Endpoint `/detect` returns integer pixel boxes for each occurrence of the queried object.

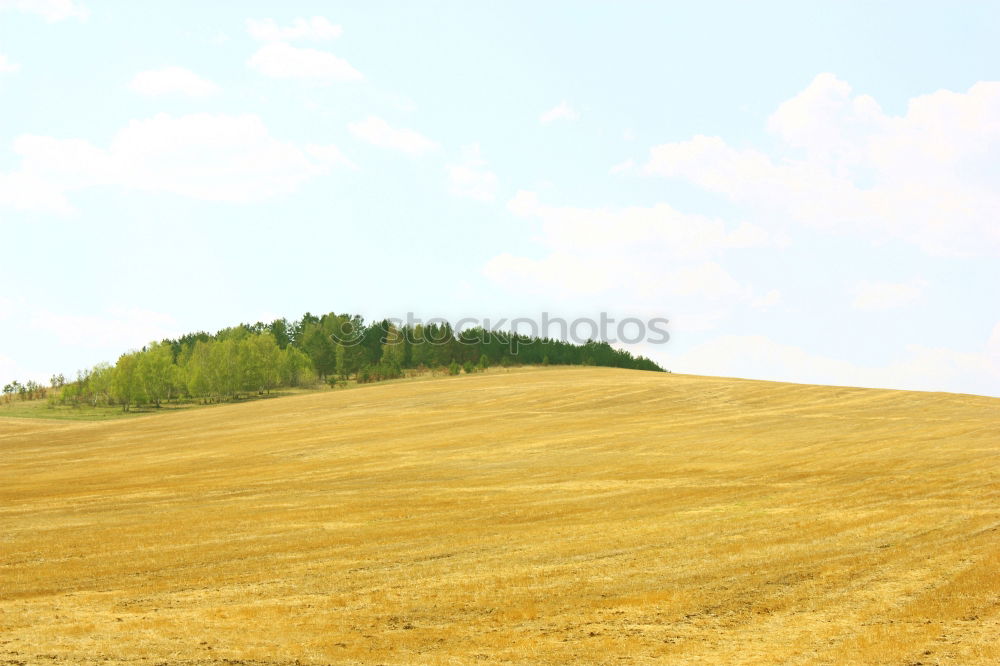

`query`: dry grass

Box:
[1,366,998,664]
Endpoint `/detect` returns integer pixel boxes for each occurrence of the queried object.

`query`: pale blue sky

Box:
[1,1,998,396]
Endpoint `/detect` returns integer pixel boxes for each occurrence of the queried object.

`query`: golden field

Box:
[1,366,998,664]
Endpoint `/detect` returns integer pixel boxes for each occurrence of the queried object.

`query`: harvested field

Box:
[1,366,998,664]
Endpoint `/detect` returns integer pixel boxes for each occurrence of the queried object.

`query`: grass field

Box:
[1,366,998,664]
[0,386,328,422]
[0,399,181,421]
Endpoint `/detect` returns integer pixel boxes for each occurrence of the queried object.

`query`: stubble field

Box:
[1,366,998,664]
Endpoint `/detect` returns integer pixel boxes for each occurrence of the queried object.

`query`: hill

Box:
[1,366,998,664]
[6,312,663,415]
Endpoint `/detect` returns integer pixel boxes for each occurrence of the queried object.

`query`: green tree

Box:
[409,324,432,368]
[335,341,364,379]
[381,324,409,368]
[300,324,336,379]
[246,334,282,394]
[281,346,315,387]
[111,352,145,412]
[184,340,214,401]
[268,318,291,349]
[139,342,174,407]
[210,338,241,399]
[89,362,113,406]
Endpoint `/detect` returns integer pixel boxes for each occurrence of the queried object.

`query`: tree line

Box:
[29,311,664,412]
[59,331,313,412]
[1,379,49,403]
[272,312,664,379]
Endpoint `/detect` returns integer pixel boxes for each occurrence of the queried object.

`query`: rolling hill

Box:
[1,366,998,664]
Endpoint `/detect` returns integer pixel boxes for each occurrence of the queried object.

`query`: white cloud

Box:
[130,67,220,97]
[506,189,540,217]
[503,190,782,259]
[448,144,498,201]
[642,74,1000,256]
[665,262,753,301]
[247,17,343,42]
[0,171,73,213]
[0,295,22,321]
[852,278,926,310]
[248,41,362,82]
[669,331,1000,397]
[540,101,579,124]
[669,311,728,333]
[304,143,358,170]
[30,307,179,349]
[0,354,43,387]
[609,159,634,175]
[484,190,782,308]
[0,53,20,73]
[751,289,782,309]
[0,113,355,212]
[484,251,615,296]
[348,116,438,155]
[0,0,87,21]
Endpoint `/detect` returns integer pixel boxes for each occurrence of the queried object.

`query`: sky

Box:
[1,0,999,397]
